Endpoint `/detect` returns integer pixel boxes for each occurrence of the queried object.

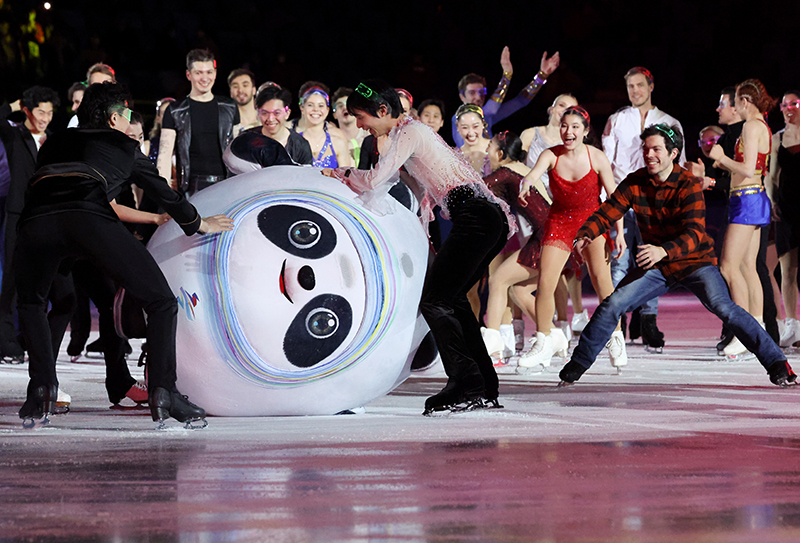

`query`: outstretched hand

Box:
[540,51,560,76]
[199,214,234,234]
[500,46,512,74]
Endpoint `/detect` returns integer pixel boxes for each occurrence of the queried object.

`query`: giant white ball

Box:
[147,166,430,416]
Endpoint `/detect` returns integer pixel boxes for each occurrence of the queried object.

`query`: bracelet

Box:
[502,70,513,78]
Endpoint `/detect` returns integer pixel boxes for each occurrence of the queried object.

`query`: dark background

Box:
[2,0,799,159]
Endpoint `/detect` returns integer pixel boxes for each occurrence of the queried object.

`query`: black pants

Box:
[15,212,179,397]
[54,262,137,402]
[757,225,779,343]
[0,211,21,350]
[419,197,508,400]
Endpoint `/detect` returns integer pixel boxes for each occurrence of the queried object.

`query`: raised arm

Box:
[519,148,556,205]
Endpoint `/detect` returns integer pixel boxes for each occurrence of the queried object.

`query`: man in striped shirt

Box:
[558,124,796,387]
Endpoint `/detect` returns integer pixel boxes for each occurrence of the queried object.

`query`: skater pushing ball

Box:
[15,82,232,428]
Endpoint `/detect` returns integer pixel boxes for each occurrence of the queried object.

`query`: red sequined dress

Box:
[543,148,602,253]
[484,166,581,271]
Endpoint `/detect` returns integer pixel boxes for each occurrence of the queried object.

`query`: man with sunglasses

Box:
[249,84,312,165]
[451,47,560,147]
[15,82,233,427]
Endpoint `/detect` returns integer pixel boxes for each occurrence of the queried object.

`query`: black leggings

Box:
[419,196,509,399]
[15,212,179,397]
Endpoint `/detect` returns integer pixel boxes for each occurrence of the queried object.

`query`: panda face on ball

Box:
[227,203,366,373]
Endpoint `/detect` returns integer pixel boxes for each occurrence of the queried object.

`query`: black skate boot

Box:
[716,327,734,355]
[767,361,798,388]
[85,338,104,358]
[641,314,665,353]
[558,360,588,387]
[149,387,207,429]
[629,308,642,341]
[67,336,85,362]
[20,384,58,428]
[1,338,24,364]
[422,376,485,416]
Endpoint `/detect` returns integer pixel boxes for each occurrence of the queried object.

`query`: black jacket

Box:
[23,128,201,235]
[0,103,43,216]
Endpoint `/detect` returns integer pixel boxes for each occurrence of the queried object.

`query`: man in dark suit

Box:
[0,86,59,361]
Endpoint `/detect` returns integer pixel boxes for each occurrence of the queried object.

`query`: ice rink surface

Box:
[1,291,799,542]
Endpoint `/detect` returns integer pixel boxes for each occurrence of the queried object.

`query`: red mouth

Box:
[280,260,292,303]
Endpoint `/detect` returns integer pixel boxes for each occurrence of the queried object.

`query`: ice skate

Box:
[112,381,149,408]
[767,360,798,387]
[723,336,753,360]
[555,320,572,341]
[606,330,627,372]
[498,324,516,361]
[149,387,207,429]
[571,309,589,336]
[55,389,71,414]
[481,327,507,367]
[1,339,24,364]
[84,338,104,358]
[641,314,665,353]
[716,328,734,355]
[20,384,58,428]
[779,318,800,348]
[512,319,525,353]
[517,328,568,372]
[558,360,587,387]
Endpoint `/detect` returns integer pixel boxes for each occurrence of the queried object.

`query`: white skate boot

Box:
[571,309,589,335]
[555,320,572,341]
[481,327,506,366]
[517,328,568,374]
[723,335,750,360]
[606,330,627,373]
[499,324,515,361]
[779,318,800,348]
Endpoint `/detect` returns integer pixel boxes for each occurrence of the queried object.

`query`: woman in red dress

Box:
[517,107,626,370]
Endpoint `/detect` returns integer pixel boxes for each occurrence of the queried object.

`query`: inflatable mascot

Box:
[147,166,432,416]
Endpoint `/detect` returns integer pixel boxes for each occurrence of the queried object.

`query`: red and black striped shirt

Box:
[576,164,717,284]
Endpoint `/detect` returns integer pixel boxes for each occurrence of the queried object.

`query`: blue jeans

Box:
[570,264,785,371]
[610,210,658,316]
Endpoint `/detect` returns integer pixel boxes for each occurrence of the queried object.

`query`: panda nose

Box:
[298,265,316,290]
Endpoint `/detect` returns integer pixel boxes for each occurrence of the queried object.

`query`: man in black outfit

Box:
[15,82,232,425]
[0,86,59,361]
[157,49,239,195]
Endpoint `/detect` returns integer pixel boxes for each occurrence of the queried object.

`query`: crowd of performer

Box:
[1,45,797,423]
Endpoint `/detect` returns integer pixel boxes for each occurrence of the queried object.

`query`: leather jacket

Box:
[169,96,237,190]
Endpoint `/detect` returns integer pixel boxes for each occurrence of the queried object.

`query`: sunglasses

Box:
[780,100,800,112]
[698,135,721,147]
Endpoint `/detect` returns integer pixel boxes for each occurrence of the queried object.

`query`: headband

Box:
[455,103,485,121]
[395,88,413,107]
[300,87,329,106]
[355,82,384,103]
[563,105,590,124]
[628,66,653,83]
[653,124,677,146]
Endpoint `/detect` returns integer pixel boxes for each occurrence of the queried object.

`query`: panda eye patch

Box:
[283,294,352,368]
[258,205,337,259]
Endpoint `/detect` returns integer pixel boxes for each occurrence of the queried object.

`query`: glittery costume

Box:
[729,119,771,227]
[457,146,491,177]
[485,166,580,272]
[543,147,602,252]
[302,129,338,168]
[332,115,517,239]
[775,132,800,255]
